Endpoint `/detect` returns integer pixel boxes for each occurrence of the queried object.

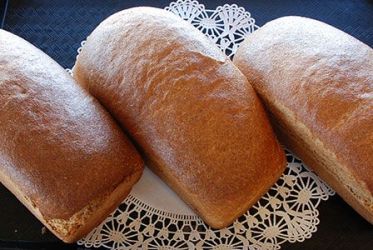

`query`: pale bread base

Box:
[0,168,142,243]
[146,157,285,229]
[264,99,373,224]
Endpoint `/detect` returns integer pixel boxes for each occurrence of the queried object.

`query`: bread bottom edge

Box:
[145,156,286,229]
[0,167,143,243]
[274,123,373,225]
[267,105,373,225]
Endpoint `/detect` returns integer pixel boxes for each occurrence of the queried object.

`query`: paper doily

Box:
[75,1,335,249]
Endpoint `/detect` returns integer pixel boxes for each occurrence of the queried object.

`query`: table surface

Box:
[0,0,372,249]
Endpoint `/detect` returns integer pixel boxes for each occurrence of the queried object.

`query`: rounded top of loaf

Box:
[74,7,286,228]
[0,29,143,220]
[234,16,373,196]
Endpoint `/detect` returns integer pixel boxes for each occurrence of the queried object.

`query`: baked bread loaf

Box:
[0,29,144,242]
[233,16,373,224]
[73,7,286,228]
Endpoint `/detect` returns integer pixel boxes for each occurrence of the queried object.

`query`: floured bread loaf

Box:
[0,29,144,242]
[73,7,286,228]
[234,16,373,224]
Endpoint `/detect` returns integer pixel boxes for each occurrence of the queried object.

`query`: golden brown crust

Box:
[233,16,373,223]
[0,29,144,240]
[74,7,286,228]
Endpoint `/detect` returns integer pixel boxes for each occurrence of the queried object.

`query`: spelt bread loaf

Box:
[73,7,286,228]
[0,29,144,242]
[233,16,373,224]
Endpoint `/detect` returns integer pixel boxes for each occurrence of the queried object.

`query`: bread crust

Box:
[74,7,286,228]
[0,165,142,243]
[233,16,373,224]
[0,29,144,241]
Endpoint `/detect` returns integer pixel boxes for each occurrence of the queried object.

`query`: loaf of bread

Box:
[233,16,373,224]
[0,29,144,242]
[73,7,286,228]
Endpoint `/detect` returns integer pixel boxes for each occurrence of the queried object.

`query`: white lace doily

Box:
[75,1,335,249]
